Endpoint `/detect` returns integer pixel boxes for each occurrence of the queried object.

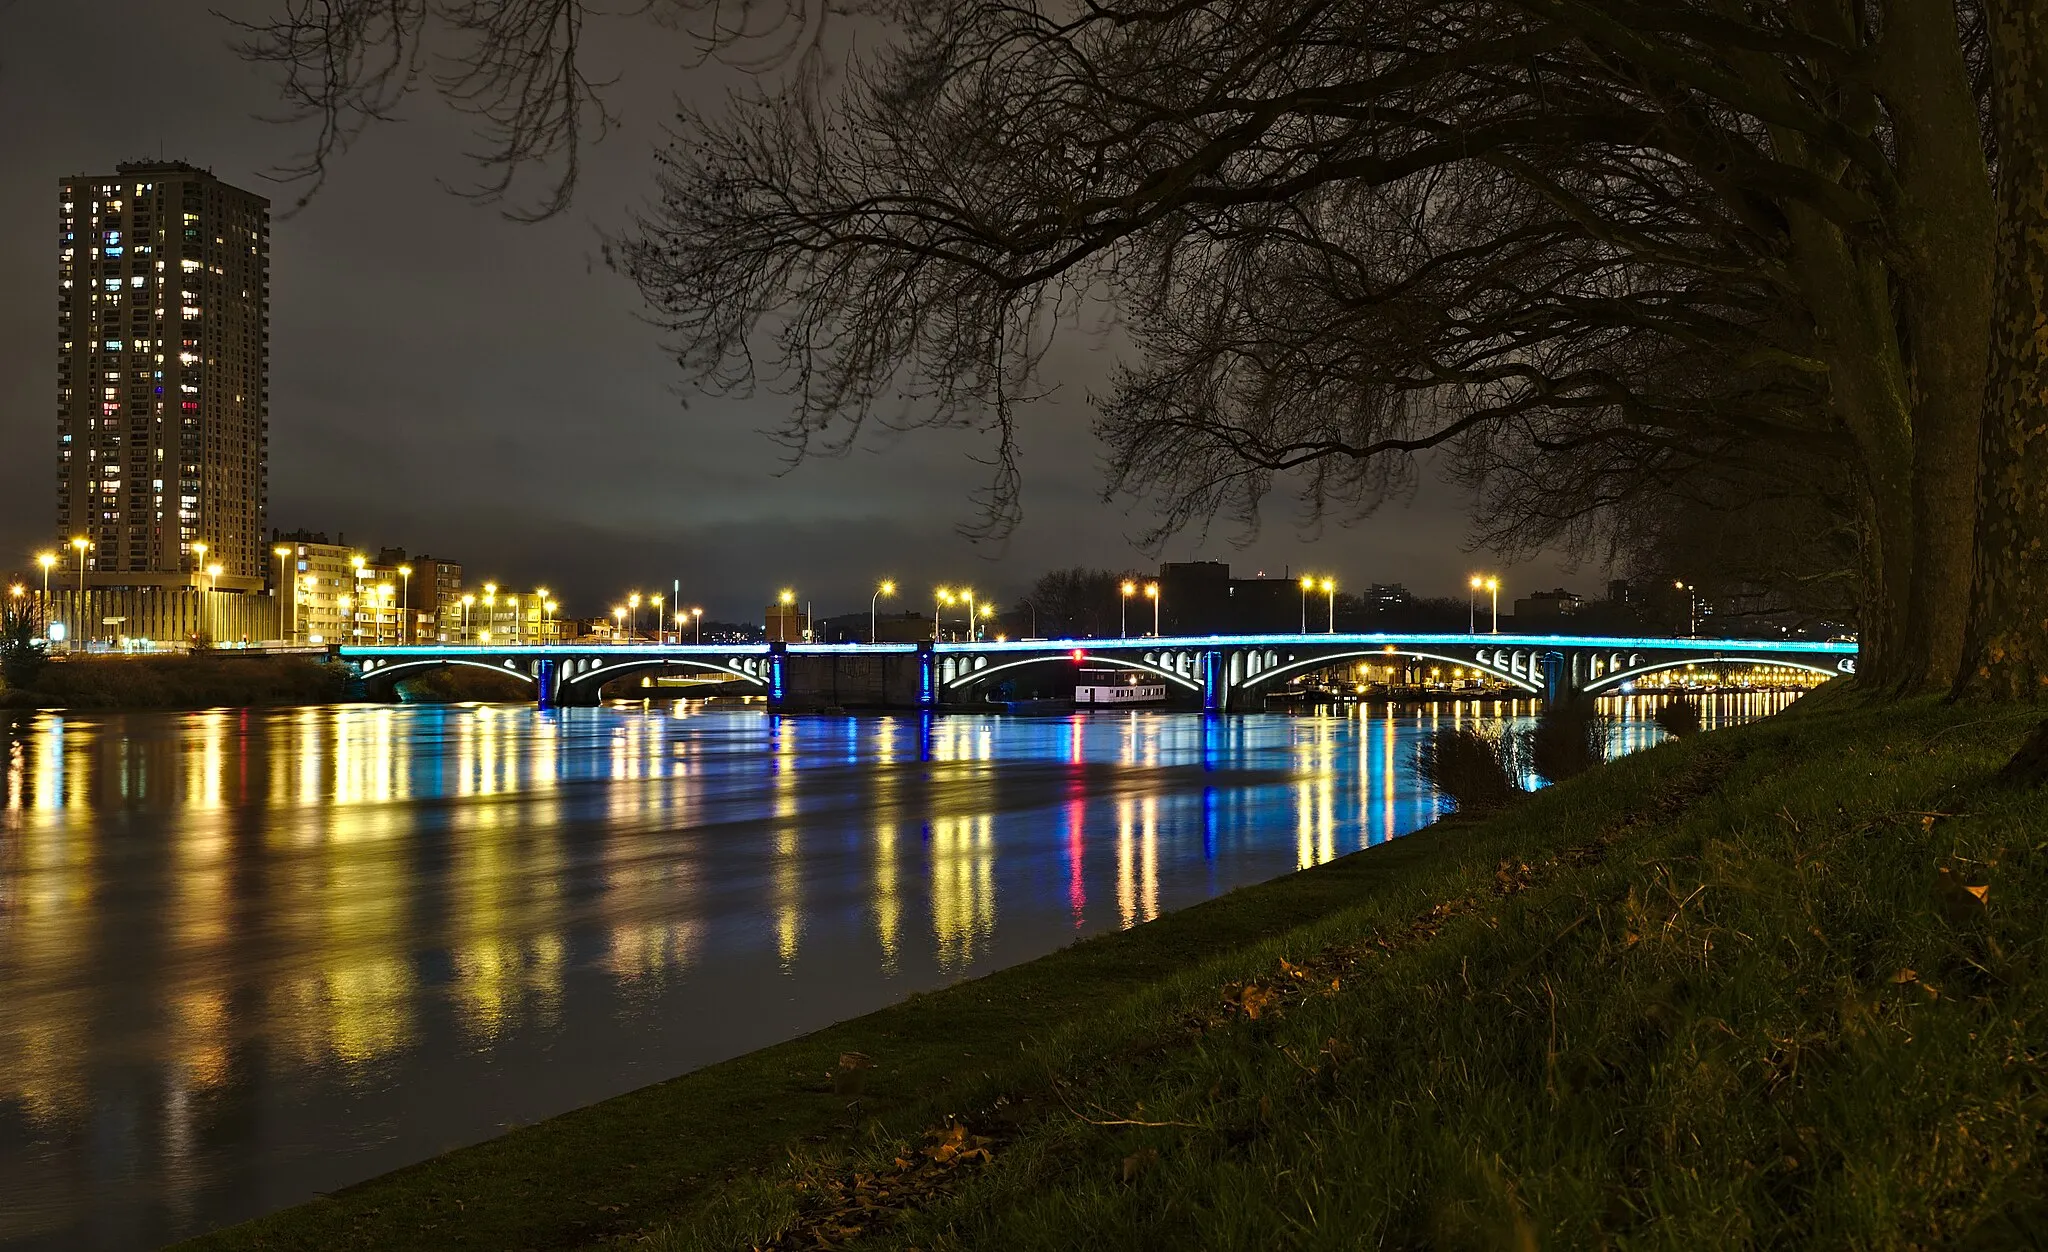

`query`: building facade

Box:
[57,161,269,591]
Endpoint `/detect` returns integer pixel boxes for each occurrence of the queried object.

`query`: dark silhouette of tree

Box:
[1011,567,1148,640]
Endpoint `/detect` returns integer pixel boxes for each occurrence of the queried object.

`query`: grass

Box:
[182,689,2048,1250]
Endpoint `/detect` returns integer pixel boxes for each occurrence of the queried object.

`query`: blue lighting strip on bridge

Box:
[341,633,1855,660]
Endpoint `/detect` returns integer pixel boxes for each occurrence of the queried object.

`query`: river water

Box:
[0,694,1794,1248]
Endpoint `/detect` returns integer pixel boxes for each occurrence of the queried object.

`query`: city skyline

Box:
[0,4,1586,622]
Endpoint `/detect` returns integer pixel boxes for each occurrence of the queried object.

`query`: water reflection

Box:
[0,693,1799,1248]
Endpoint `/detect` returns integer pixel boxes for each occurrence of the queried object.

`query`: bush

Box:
[27,654,349,709]
[1528,698,1612,784]
[1,601,50,691]
[1414,728,1521,814]
[1653,696,1703,738]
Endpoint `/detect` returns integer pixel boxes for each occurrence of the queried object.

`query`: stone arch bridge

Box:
[343,633,1855,711]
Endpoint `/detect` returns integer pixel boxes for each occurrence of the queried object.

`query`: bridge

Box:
[341,632,1856,711]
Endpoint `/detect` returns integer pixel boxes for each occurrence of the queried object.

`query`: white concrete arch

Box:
[1239,649,1540,694]
[1581,656,1842,694]
[358,657,537,686]
[943,652,1201,692]
[560,656,767,693]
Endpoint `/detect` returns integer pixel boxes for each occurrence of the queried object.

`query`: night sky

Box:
[0,3,1585,622]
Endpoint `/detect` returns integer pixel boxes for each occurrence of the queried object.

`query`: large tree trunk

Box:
[1883,0,1998,693]
[1956,0,2048,701]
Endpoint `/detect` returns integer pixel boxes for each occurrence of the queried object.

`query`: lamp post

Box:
[650,593,664,644]
[871,579,896,642]
[303,574,317,641]
[460,593,474,642]
[1321,577,1337,633]
[506,591,520,645]
[692,606,703,644]
[962,589,977,642]
[398,564,413,643]
[338,593,353,643]
[544,599,558,642]
[1120,580,1136,638]
[1145,581,1160,636]
[629,592,642,642]
[484,582,498,644]
[274,546,295,642]
[1675,580,1698,636]
[934,587,953,641]
[777,589,796,642]
[36,552,55,638]
[71,537,90,649]
[1487,576,1500,633]
[1300,575,1313,634]
[377,583,395,646]
[1468,575,1483,634]
[612,605,627,642]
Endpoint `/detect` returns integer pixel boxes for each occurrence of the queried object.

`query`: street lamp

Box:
[506,591,520,645]
[1120,580,1136,638]
[36,552,56,634]
[338,593,354,642]
[1486,576,1501,633]
[1300,575,1314,634]
[629,592,642,642]
[691,606,703,645]
[460,593,475,642]
[650,593,664,643]
[484,582,498,642]
[962,589,977,642]
[1145,581,1160,636]
[274,545,294,643]
[1468,575,1484,634]
[398,564,413,644]
[1321,577,1336,633]
[935,587,954,642]
[377,583,395,646]
[1675,580,1698,636]
[535,588,553,643]
[612,605,627,643]
[71,537,90,648]
[872,579,896,642]
[191,540,207,574]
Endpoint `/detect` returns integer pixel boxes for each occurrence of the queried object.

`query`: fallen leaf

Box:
[1890,968,1918,984]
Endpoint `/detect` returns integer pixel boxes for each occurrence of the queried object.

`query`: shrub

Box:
[1528,698,1612,784]
[1414,728,1521,814]
[0,600,50,690]
[1653,696,1703,739]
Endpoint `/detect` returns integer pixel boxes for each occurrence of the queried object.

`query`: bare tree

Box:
[234,1,2048,698]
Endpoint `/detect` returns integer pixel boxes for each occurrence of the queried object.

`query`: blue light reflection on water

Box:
[0,695,1793,1248]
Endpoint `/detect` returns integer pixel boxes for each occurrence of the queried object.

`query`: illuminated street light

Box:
[1486,576,1501,633]
[398,564,414,644]
[1320,577,1337,633]
[1300,575,1314,634]
[35,552,56,635]
[1120,579,1137,638]
[629,592,643,643]
[612,605,627,644]
[935,587,954,642]
[1144,581,1160,637]
[275,546,296,643]
[650,593,664,644]
[1675,580,1699,636]
[872,579,896,643]
[1468,575,1484,634]
[962,589,977,642]
[692,606,703,645]
[460,593,475,642]
[70,537,91,648]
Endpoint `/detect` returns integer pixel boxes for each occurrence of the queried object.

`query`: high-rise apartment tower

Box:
[57,161,269,588]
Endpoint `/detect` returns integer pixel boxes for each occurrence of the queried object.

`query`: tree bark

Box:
[1956,0,2048,701]
[1882,0,1998,694]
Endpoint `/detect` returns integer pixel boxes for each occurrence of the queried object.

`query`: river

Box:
[0,693,1795,1248]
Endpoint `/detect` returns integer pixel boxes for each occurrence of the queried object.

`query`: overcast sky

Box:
[0,2,1590,621]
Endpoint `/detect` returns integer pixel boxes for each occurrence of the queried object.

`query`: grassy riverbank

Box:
[183,689,2048,1250]
[0,653,349,710]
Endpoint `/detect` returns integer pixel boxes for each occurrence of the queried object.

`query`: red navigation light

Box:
[1071,649,1085,663]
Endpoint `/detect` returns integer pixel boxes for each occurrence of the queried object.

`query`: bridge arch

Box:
[941,651,1202,694]
[1240,649,1541,694]
[1581,656,1846,694]
[357,656,538,696]
[556,655,769,698]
